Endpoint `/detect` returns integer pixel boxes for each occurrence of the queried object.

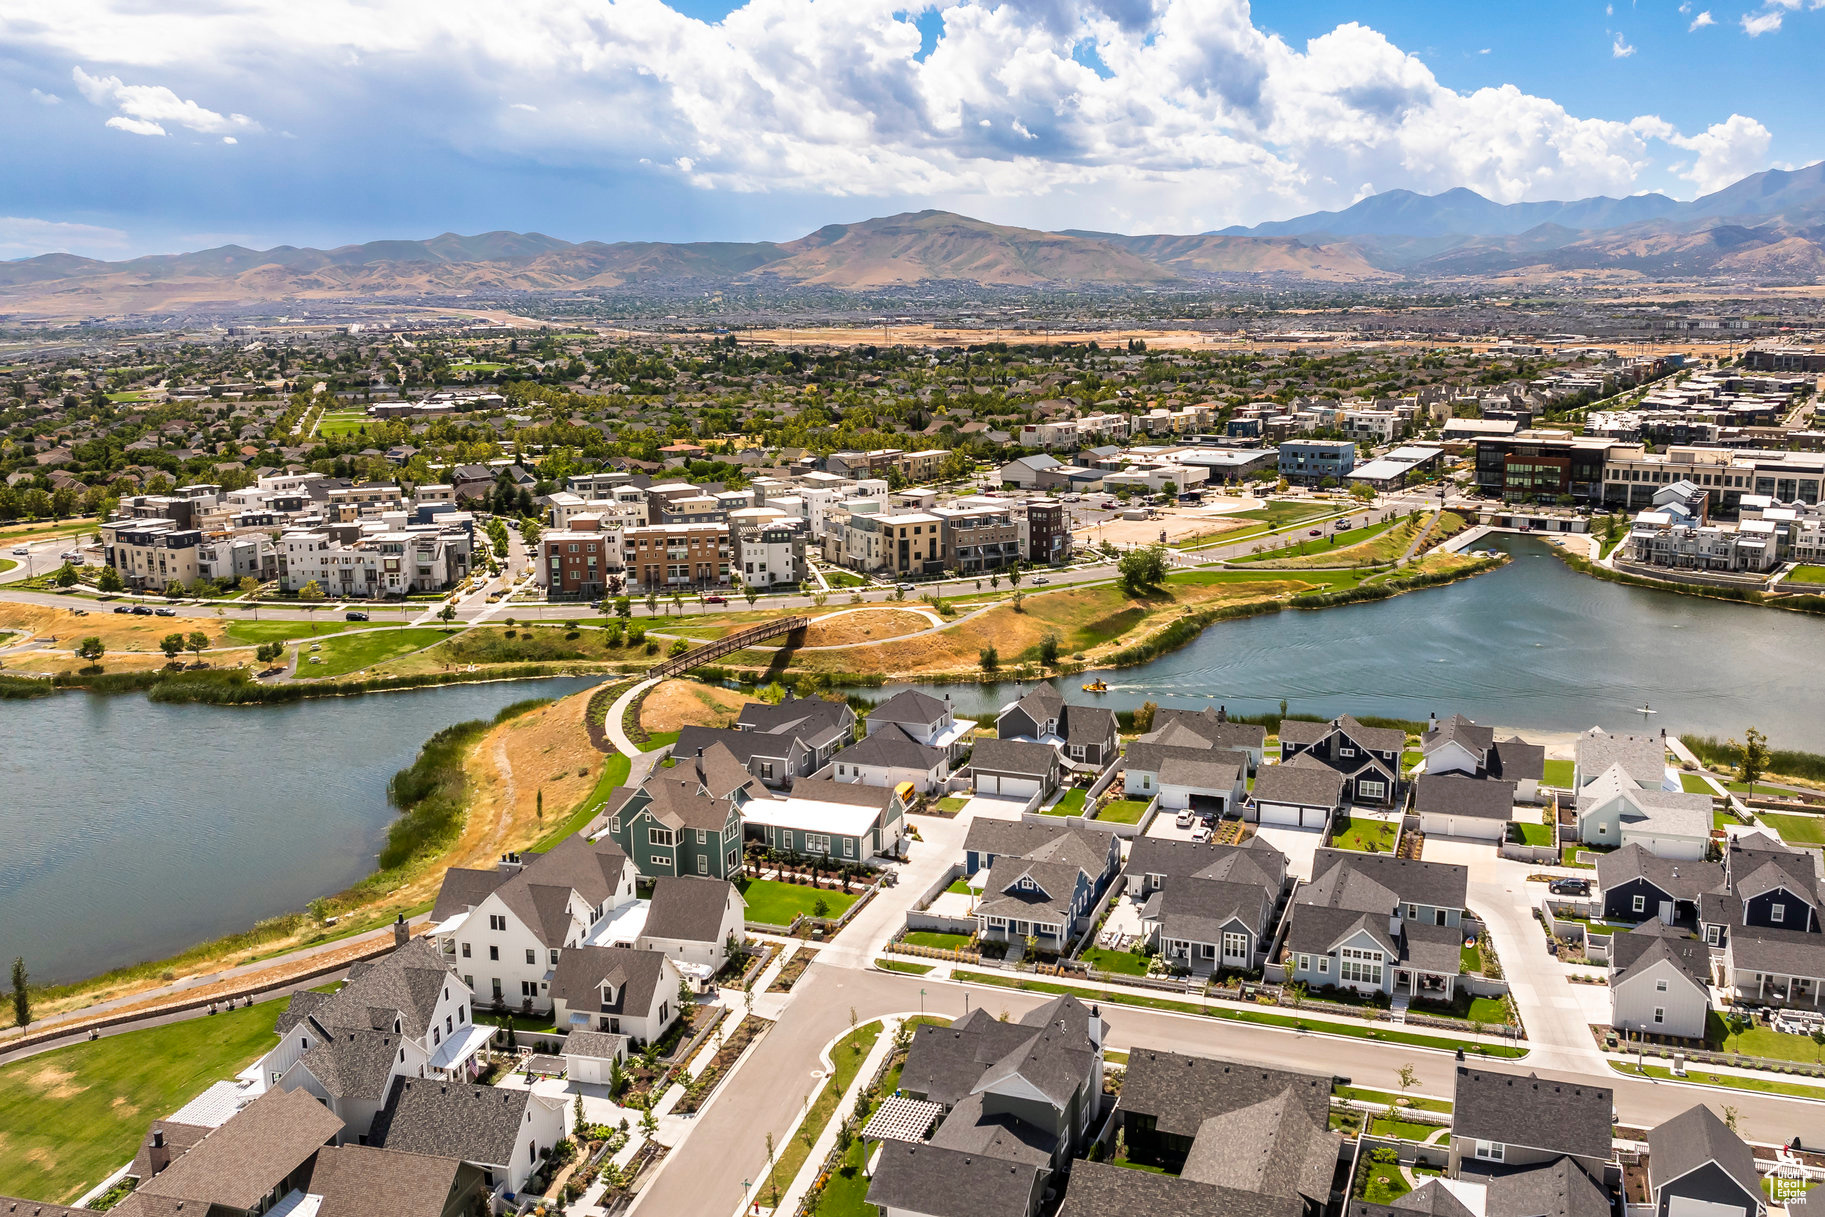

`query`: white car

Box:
[1175,809,1195,828]
[1191,824,1213,842]
[9,546,27,555]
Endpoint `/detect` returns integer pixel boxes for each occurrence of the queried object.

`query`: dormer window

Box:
[1339,745,1355,758]
[1772,904,1785,923]
[602,985,617,1004]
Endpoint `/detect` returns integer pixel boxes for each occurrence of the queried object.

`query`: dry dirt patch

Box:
[27,1065,87,1100]
[800,608,935,648]
[640,680,760,733]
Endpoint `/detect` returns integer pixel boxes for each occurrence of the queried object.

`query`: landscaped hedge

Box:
[40,663,600,704]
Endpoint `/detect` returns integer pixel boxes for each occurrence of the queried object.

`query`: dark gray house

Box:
[1647,1104,1765,1217]
[1123,837,1289,976]
[996,685,1120,770]
[1278,716,1406,808]
[1448,1066,1614,1177]
[1596,844,1721,926]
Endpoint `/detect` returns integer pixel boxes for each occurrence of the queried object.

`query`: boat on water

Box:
[1637,704,1658,714]
[1082,680,1109,694]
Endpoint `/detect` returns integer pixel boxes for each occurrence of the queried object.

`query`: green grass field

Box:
[1509,820,1554,848]
[1705,1011,1825,1063]
[737,878,860,927]
[1044,788,1088,816]
[1095,799,1150,823]
[0,998,283,1204]
[1611,1061,1825,1101]
[1761,812,1825,848]
[901,931,973,951]
[1235,516,1400,565]
[0,558,14,575]
[1541,759,1575,789]
[1678,772,1719,795]
[222,619,381,645]
[1785,564,1825,585]
[762,1020,882,1202]
[315,409,374,438]
[1081,947,1151,976]
[303,627,453,677]
[1332,815,1399,853]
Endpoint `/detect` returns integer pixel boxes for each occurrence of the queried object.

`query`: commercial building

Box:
[538,516,620,599]
[1473,433,1628,504]
[1277,440,1356,486]
[1020,497,1072,566]
[620,522,732,593]
[1348,444,1446,491]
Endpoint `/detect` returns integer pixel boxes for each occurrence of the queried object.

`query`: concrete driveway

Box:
[953,794,1028,822]
[1254,824,1325,880]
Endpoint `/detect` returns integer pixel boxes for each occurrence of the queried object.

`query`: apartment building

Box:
[1602,445,1825,512]
[197,534,275,583]
[1342,408,1402,443]
[857,512,946,577]
[539,517,620,599]
[826,448,950,481]
[933,503,1020,573]
[1018,411,1132,448]
[621,522,732,593]
[736,519,807,588]
[1019,497,1072,566]
[280,525,472,597]
[102,517,202,591]
[1278,439,1357,486]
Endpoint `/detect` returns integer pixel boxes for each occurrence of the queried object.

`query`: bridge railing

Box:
[645,615,809,679]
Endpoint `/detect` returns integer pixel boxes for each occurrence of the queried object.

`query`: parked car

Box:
[1175,809,1195,828]
[60,551,82,562]
[1031,575,1049,585]
[703,594,727,604]
[113,605,133,614]
[1190,824,1212,842]
[130,604,154,615]
[154,607,177,617]
[1549,878,1591,897]
[345,610,368,621]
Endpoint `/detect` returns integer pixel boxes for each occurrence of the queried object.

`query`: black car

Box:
[346,610,369,621]
[130,604,154,616]
[113,605,133,614]
[1548,878,1591,897]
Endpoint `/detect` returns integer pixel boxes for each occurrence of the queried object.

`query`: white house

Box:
[1576,765,1713,860]
[549,946,683,1044]
[636,876,746,976]
[1421,714,1546,803]
[828,725,950,794]
[370,1076,567,1197]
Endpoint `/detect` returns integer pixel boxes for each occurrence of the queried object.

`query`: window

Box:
[1339,946,1384,987]
[1474,1141,1505,1162]
[1339,745,1356,758]
[1297,954,1311,972]
[844,838,855,858]
[520,981,538,997]
[696,829,707,845]
[1632,894,1646,914]
[1406,904,1418,920]
[1435,909,1447,927]
[489,914,506,932]
[446,1015,454,1033]
[1653,1007,1665,1025]
[550,949,560,965]
[526,949,537,966]
[1223,931,1248,960]
[1655,979,1668,992]
[464,974,474,989]
[461,942,471,959]
[1772,904,1786,923]
[806,833,831,854]
[1318,957,1329,974]
[1358,779,1385,801]
[649,827,675,848]
[1597,823,1608,835]
[488,946,499,962]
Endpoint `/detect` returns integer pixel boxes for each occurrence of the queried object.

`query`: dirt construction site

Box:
[1073,494,1267,547]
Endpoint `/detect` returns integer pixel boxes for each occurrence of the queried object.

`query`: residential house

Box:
[969,738,1063,800]
[1144,707,1266,771]
[1277,716,1406,808]
[1576,765,1714,859]
[1109,1049,1339,1217]
[636,875,746,973]
[428,835,638,1013]
[266,936,488,1136]
[1448,1066,1614,1185]
[1574,727,1674,790]
[960,817,1122,883]
[869,995,1106,1217]
[1595,845,1722,926]
[1284,849,1469,1001]
[742,777,908,862]
[547,945,683,1043]
[974,825,1122,950]
[592,743,756,880]
[710,692,858,784]
[369,1076,567,1197]
[1249,754,1345,829]
[828,725,951,794]
[1609,921,1713,1040]
[1413,774,1516,842]
[1124,837,1289,975]
[1701,832,1825,1006]
[996,685,1120,770]
[1646,1105,1766,1217]
[1421,714,1547,803]
[1121,741,1246,815]
[867,689,977,764]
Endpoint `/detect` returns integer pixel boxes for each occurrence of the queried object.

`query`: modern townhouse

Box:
[1277,715,1406,808]
[1421,713,1546,802]
[427,835,638,1013]
[1284,849,1469,1001]
[1609,920,1713,1039]
[734,517,807,587]
[620,522,732,593]
[265,935,488,1137]
[1124,836,1289,975]
[280,523,472,597]
[537,516,620,598]
[1700,832,1825,1007]
[1601,444,1825,513]
[1018,496,1073,566]
[932,502,1021,572]
[996,685,1120,770]
[102,517,202,590]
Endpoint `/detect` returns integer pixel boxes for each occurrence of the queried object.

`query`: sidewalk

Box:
[759,1016,901,1217]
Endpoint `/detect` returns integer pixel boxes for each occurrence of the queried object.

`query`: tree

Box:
[1351,482,1376,503]
[743,584,759,607]
[614,596,632,619]
[160,632,186,660]
[645,591,659,616]
[438,603,456,627]
[1395,1063,1418,1101]
[238,575,260,599]
[1733,726,1769,796]
[75,636,105,667]
[52,562,78,588]
[979,645,999,673]
[1133,700,1157,733]
[670,591,684,615]
[9,957,27,1029]
[298,580,325,602]
[1037,631,1061,666]
[95,565,123,593]
[1116,545,1169,596]
[187,630,208,661]
[1161,481,1178,500]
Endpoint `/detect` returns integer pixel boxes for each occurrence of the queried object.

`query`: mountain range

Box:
[5,161,1824,317]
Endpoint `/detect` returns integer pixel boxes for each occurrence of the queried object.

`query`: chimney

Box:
[1427,712,1439,732]
[152,1130,165,1149]
[393,914,409,949]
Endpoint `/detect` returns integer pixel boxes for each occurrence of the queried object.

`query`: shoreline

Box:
[1548,541,1825,616]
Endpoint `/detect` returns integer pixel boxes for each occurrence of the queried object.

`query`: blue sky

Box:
[1,0,1819,260]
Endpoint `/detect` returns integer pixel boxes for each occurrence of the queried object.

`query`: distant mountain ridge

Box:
[3,161,1823,316]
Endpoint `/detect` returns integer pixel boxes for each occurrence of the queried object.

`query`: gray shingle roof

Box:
[1483,1157,1612,1217]
[1125,836,1287,890]
[1118,1049,1329,1140]
[1178,1086,1338,1205]
[1350,1178,1480,1217]
[865,1141,1041,1217]
[1424,714,1495,758]
[964,818,1111,873]
[1309,849,1469,913]
[1452,1068,1613,1162]
[1252,757,1345,809]
[548,946,671,1020]
[308,938,458,1041]
[434,836,633,949]
[305,1143,467,1217]
[1611,922,1711,990]
[1062,1158,1304,1217]
[1150,876,1277,944]
[641,876,737,944]
[563,1030,630,1061]
[298,1029,407,1101]
[832,724,946,771]
[976,857,1084,925]
[1596,844,1722,904]
[370,1078,536,1168]
[1414,774,1516,821]
[1647,1104,1761,1206]
[135,1086,344,1211]
[1150,708,1268,753]
[1124,741,1248,779]
[1576,727,1666,787]
[971,738,1061,778]
[869,688,951,725]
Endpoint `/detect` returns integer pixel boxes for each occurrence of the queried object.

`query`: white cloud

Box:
[72,66,258,137]
[1611,32,1636,56]
[222,135,237,144]
[0,0,1781,227]
[1741,11,1784,34]
[1688,10,1714,28]
[1633,112,1772,193]
[0,215,131,258]
[29,87,61,104]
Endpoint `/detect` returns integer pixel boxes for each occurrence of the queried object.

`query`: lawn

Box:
[1044,788,1088,816]
[901,931,973,951]
[875,959,934,975]
[762,1020,882,1203]
[1081,947,1152,976]
[1095,799,1151,824]
[1466,996,1512,1026]
[1333,1084,1451,1114]
[303,627,453,678]
[1235,516,1403,566]
[1359,1156,1414,1205]
[1509,820,1554,848]
[945,878,974,896]
[1235,500,1335,528]
[935,797,969,813]
[1704,1011,1825,1063]
[1560,843,1607,869]
[0,998,283,1204]
[1785,564,1825,585]
[315,409,374,438]
[639,729,681,753]
[1610,1061,1825,1101]
[1761,812,1825,848]
[1332,815,1399,853]
[737,878,860,927]
[1402,749,1424,774]
[1678,772,1719,795]
[222,619,380,645]
[0,558,14,575]
[1461,939,1484,975]
[951,972,1528,1057]
[1541,759,1575,789]
[1714,808,1739,832]
[1371,1115,1441,1142]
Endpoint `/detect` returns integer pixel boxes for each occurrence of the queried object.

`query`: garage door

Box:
[1259,801,1303,826]
[977,773,1000,795]
[999,776,1041,799]
[1299,805,1328,828]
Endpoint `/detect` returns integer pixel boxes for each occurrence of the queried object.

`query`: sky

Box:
[1,0,1821,260]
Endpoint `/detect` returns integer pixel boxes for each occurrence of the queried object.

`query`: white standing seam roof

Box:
[428,1021,495,1073]
[742,795,884,838]
[168,1079,262,1128]
[583,898,652,948]
[267,1191,324,1217]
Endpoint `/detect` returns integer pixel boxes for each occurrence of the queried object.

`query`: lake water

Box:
[867,535,1825,751]
[0,676,600,985]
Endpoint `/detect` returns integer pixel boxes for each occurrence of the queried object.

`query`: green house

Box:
[594,743,760,881]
